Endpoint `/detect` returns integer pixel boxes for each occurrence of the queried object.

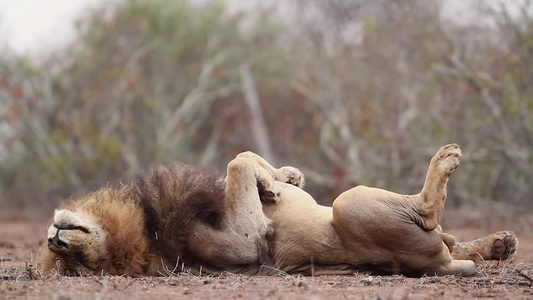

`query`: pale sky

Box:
[0,0,105,56]
[0,0,520,57]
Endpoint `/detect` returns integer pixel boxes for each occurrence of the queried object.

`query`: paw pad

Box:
[260,190,281,203]
[492,232,517,260]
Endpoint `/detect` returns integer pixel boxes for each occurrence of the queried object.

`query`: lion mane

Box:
[40,163,239,276]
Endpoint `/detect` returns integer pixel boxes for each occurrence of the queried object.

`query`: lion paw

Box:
[433,143,462,174]
[276,167,305,188]
[258,180,282,204]
[490,231,518,260]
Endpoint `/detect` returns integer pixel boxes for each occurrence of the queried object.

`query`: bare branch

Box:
[240,63,275,164]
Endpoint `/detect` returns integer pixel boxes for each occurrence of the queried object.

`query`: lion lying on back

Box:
[39,144,517,277]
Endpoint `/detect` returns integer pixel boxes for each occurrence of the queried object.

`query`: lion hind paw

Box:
[491,231,518,260]
[433,143,462,174]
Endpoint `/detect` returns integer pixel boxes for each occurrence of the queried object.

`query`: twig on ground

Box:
[96,276,109,300]
[515,269,533,284]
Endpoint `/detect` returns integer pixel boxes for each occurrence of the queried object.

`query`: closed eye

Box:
[54,224,90,233]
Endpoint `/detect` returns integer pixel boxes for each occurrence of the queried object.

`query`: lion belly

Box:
[263,183,451,276]
[262,183,355,274]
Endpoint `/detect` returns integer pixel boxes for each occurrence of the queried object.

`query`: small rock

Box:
[518,281,532,287]
[0,274,13,280]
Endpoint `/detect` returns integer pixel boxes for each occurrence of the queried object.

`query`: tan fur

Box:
[39,145,517,277]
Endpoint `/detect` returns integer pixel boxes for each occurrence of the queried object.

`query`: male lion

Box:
[39,144,517,277]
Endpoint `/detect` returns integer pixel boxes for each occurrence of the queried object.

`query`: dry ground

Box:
[1,220,532,300]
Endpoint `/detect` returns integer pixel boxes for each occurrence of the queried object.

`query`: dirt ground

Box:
[1,221,532,300]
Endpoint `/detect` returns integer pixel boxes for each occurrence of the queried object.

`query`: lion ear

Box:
[53,209,98,229]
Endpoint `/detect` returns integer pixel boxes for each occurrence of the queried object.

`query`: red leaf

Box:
[10,86,22,99]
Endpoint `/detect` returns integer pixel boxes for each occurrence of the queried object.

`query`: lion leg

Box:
[408,144,462,231]
[188,155,282,268]
[429,238,475,276]
[436,259,476,276]
[236,151,305,188]
[450,231,518,264]
[439,232,457,253]
[335,144,462,232]
[225,156,282,205]
[332,192,476,276]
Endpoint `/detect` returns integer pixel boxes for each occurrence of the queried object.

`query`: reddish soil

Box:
[1,221,532,300]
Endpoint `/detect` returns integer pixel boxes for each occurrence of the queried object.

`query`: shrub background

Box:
[1,0,531,225]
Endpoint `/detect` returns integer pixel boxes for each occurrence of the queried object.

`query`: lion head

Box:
[46,209,108,275]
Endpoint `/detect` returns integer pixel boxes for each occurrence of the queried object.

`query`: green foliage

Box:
[0,0,291,211]
[0,0,532,217]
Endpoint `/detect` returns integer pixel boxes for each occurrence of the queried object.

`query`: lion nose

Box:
[48,232,68,249]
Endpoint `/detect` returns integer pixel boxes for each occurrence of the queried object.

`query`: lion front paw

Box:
[258,180,282,204]
[433,143,462,174]
[275,167,305,188]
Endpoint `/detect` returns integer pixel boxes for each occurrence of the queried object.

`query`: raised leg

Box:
[450,231,518,263]
[225,156,285,205]
[330,144,476,276]
[236,151,305,190]
[334,144,462,232]
[188,152,302,269]
[409,144,462,231]
[332,189,477,276]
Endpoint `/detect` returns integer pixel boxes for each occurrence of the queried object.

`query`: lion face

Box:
[46,209,108,275]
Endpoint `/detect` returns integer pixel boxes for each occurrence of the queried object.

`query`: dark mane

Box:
[134,162,226,269]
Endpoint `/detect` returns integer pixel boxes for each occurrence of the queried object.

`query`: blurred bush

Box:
[0,0,531,219]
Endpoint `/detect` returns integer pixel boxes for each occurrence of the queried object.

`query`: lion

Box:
[39,144,517,277]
